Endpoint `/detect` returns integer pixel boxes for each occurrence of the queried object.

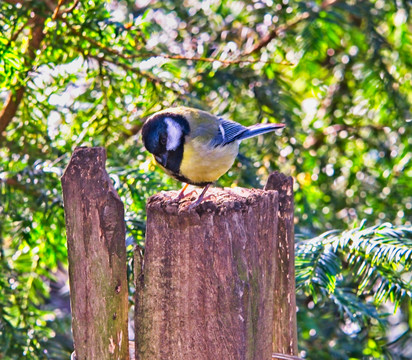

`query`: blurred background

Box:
[0,0,411,359]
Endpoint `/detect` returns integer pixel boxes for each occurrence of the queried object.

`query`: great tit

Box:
[141,106,285,207]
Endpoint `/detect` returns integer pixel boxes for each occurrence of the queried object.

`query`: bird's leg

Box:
[188,184,212,209]
[173,183,189,201]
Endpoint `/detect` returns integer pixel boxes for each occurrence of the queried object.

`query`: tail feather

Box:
[236,123,285,141]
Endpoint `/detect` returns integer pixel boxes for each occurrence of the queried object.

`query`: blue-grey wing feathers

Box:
[210,118,284,147]
[235,123,285,141]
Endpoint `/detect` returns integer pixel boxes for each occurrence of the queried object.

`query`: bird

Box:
[141,106,285,207]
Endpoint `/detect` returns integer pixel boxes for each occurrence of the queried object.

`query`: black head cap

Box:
[141,115,167,155]
[141,112,191,175]
[142,112,190,154]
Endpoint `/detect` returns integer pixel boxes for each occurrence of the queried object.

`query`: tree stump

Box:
[135,187,281,360]
[61,147,129,360]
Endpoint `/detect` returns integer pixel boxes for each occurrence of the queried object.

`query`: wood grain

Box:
[265,172,298,357]
[62,147,129,360]
[136,187,279,360]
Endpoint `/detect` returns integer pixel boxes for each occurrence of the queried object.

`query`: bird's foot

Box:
[186,184,213,210]
[161,184,192,202]
[187,194,216,210]
[173,183,190,201]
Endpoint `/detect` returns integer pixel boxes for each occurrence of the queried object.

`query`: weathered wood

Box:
[134,247,144,360]
[265,172,298,357]
[135,187,279,360]
[61,147,129,360]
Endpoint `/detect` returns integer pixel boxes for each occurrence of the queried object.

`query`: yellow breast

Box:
[179,139,239,184]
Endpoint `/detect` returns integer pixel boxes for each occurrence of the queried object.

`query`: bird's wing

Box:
[209,118,247,147]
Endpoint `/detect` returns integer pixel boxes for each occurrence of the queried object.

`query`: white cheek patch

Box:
[165,117,182,151]
[219,123,226,142]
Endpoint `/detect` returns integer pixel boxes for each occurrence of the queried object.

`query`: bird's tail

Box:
[236,123,285,141]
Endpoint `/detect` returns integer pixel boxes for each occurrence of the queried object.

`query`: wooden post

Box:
[265,172,298,358]
[61,147,129,360]
[135,187,281,360]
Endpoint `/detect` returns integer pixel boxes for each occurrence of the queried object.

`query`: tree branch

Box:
[2,178,42,197]
[7,18,33,44]
[0,0,76,138]
[57,0,79,15]
[52,0,67,20]
[2,0,21,5]
[243,0,342,56]
[0,14,46,136]
[243,12,310,56]
[67,26,259,66]
[67,25,294,67]
[0,88,26,134]
[83,52,186,95]
[0,0,80,139]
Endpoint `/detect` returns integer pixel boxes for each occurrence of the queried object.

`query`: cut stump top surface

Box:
[147,187,278,215]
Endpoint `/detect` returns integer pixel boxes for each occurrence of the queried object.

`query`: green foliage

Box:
[296,222,412,359]
[0,0,411,359]
[297,221,412,308]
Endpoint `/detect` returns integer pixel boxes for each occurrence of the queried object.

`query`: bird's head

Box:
[141,112,190,167]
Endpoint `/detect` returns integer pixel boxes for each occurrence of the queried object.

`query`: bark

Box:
[265,172,298,357]
[135,187,280,360]
[61,147,129,360]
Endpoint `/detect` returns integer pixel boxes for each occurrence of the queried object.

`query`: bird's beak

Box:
[155,153,168,166]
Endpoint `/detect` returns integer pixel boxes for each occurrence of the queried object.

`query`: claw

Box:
[187,184,212,209]
[174,183,189,201]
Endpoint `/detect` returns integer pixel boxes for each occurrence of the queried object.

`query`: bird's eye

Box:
[160,136,167,146]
